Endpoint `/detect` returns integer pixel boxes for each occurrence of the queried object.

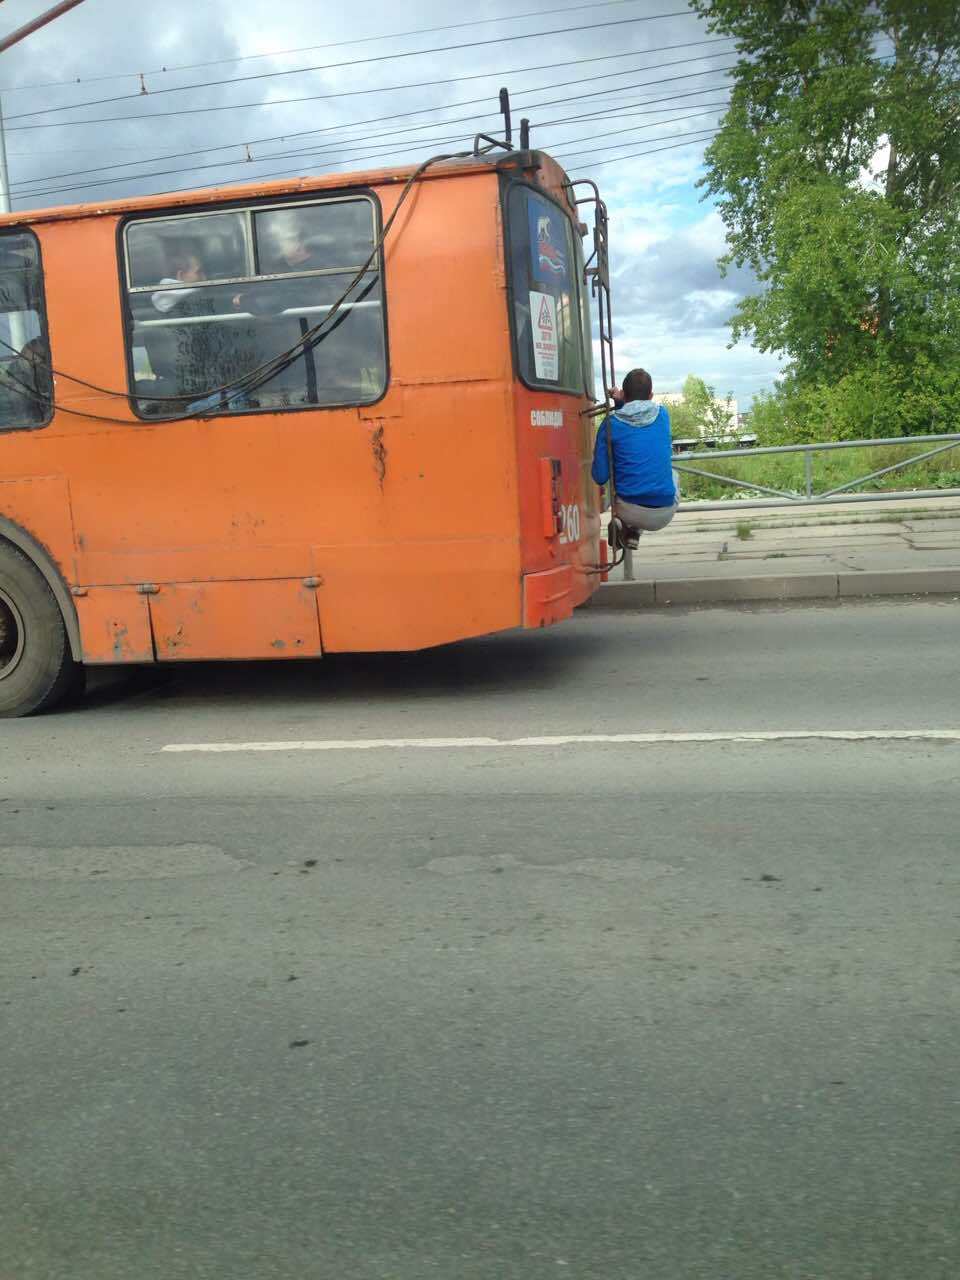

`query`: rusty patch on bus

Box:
[371,424,387,491]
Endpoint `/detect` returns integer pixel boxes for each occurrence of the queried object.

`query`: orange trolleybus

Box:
[0,133,615,717]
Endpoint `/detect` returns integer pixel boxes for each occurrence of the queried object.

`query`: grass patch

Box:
[736,521,754,540]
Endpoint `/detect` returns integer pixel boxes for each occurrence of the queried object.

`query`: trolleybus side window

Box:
[507,187,585,396]
[123,197,386,418]
[0,231,53,432]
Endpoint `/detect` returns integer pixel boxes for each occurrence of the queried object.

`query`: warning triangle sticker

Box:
[537,296,554,329]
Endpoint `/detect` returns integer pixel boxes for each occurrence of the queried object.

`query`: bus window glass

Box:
[255,201,374,274]
[507,186,585,395]
[126,213,251,288]
[124,197,385,417]
[0,232,52,430]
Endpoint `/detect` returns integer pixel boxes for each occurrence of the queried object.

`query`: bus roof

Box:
[0,149,572,228]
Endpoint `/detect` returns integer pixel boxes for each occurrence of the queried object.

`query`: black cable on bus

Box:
[3,355,633,578]
[0,146,489,423]
[0,360,158,426]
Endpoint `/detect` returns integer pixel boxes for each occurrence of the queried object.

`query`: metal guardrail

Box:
[672,432,960,511]
[617,431,960,581]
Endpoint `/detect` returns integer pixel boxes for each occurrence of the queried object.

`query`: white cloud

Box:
[858,134,891,192]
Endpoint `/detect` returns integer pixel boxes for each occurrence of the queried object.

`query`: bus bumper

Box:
[522,565,574,629]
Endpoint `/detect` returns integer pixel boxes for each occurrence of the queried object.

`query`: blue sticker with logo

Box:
[528,196,569,287]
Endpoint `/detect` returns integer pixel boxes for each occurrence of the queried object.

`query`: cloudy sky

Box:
[0,0,783,404]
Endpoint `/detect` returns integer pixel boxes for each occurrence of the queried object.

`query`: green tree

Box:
[667,400,698,437]
[702,387,737,437]
[691,0,960,436]
[670,375,735,437]
[682,374,713,426]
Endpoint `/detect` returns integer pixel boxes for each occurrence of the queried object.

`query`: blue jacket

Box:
[591,400,676,507]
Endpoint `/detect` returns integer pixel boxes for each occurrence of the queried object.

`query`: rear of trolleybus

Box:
[502,152,606,631]
[0,144,611,717]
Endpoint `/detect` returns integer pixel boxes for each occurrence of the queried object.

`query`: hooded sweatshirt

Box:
[591,400,676,507]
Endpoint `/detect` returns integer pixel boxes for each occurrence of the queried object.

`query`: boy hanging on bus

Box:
[591,367,679,550]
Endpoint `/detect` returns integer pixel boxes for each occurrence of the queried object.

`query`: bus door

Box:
[503,180,599,625]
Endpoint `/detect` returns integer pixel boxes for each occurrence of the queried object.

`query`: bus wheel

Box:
[0,543,79,718]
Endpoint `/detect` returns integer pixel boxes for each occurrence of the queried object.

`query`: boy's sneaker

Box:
[624,529,641,550]
[607,517,624,548]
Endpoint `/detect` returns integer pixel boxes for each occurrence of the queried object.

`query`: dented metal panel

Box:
[75,588,154,664]
[148,580,322,662]
[522,565,574,630]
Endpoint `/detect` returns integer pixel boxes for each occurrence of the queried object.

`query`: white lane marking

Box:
[161,730,960,754]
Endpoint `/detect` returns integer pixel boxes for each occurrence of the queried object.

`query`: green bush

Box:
[751,354,960,447]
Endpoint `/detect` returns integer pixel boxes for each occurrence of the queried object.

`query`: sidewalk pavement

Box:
[594,494,960,608]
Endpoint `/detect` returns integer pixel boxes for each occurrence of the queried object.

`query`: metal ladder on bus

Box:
[567,179,616,406]
[566,179,625,573]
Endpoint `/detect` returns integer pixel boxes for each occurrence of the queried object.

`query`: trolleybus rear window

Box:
[122,196,386,418]
[0,231,52,432]
[506,186,585,396]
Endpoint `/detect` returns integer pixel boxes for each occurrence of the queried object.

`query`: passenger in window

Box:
[150,245,209,314]
[591,367,679,550]
[260,213,322,275]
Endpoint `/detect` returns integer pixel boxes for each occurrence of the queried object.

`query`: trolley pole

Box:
[0,94,10,213]
[0,0,91,210]
[0,0,90,55]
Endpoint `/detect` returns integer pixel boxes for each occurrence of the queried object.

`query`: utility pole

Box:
[0,0,91,211]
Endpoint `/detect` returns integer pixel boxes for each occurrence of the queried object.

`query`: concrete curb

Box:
[594,568,960,609]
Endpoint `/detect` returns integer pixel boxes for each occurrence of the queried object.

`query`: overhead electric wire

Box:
[149,122,730,204]
[4,11,698,122]
[25,118,726,210]
[13,37,893,135]
[18,90,734,203]
[10,43,734,186]
[11,52,736,191]
[0,0,695,94]
[4,38,735,133]
[560,128,721,168]
[21,102,732,202]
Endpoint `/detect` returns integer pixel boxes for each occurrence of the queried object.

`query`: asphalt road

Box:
[3,599,960,1279]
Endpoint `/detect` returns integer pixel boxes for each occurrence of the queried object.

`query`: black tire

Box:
[0,541,79,718]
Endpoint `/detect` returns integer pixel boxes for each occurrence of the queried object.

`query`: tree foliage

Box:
[666,375,738,437]
[691,0,960,436]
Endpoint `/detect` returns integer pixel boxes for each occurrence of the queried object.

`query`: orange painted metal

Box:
[522,564,574,630]
[74,588,154,664]
[0,152,601,666]
[148,580,323,662]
